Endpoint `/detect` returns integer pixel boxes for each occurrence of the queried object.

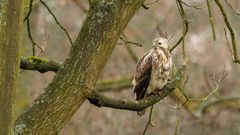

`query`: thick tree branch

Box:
[88,63,187,111]
[15,1,146,134]
[20,56,61,73]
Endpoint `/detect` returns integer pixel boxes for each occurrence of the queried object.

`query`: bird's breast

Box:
[148,49,172,93]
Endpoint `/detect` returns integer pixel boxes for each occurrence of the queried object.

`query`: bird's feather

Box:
[133,50,153,100]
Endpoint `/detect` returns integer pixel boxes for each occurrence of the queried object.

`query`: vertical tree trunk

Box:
[15,1,145,134]
[0,0,24,134]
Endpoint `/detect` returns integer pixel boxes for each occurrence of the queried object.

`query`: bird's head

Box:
[152,37,169,49]
[152,26,169,49]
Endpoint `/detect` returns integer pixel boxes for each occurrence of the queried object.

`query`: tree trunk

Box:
[0,0,24,134]
[15,1,145,134]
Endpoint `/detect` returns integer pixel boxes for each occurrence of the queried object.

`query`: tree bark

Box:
[0,0,24,134]
[15,1,145,134]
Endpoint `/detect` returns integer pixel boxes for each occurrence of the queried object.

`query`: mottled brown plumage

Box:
[132,37,173,115]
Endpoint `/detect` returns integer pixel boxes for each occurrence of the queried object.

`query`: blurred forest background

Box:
[18,0,240,134]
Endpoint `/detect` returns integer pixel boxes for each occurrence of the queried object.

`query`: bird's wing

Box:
[133,50,153,100]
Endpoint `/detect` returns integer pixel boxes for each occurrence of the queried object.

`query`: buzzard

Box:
[132,29,173,115]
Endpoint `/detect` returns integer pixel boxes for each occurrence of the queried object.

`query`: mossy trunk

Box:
[0,0,24,134]
[15,1,145,134]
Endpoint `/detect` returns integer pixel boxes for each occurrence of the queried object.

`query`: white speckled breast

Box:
[148,47,172,94]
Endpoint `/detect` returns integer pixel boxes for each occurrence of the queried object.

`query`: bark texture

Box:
[15,1,145,134]
[0,0,24,134]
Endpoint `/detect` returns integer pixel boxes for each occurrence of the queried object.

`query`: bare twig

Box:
[224,0,240,16]
[170,0,189,55]
[39,0,74,46]
[24,0,34,22]
[206,0,216,41]
[197,96,240,115]
[142,0,160,9]
[179,70,226,107]
[26,19,36,56]
[163,98,182,110]
[120,34,140,63]
[119,36,143,47]
[214,0,240,64]
[180,0,206,9]
[224,28,234,59]
[174,119,181,135]
[145,0,160,6]
[143,105,154,135]
[37,31,49,56]
[24,0,40,56]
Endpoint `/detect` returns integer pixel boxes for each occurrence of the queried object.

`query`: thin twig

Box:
[224,28,234,60]
[174,119,181,135]
[37,31,49,56]
[224,0,240,16]
[214,0,240,64]
[119,36,143,47]
[142,0,160,9]
[198,96,240,115]
[119,34,140,63]
[24,0,34,22]
[25,0,36,56]
[24,0,45,56]
[173,0,189,58]
[142,105,154,135]
[206,0,216,41]
[180,0,206,9]
[146,0,160,6]
[172,69,226,113]
[26,19,36,56]
[39,0,74,46]
[179,71,224,107]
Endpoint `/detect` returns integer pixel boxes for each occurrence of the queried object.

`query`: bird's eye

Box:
[158,43,162,45]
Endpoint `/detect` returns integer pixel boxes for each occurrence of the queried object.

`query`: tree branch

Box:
[170,0,189,54]
[15,1,147,134]
[214,0,240,64]
[39,0,73,46]
[20,56,61,73]
[196,96,240,116]
[224,0,240,16]
[88,63,187,111]
[143,105,154,135]
[206,0,216,41]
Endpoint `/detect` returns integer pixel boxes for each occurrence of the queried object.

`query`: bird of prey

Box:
[132,28,173,115]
